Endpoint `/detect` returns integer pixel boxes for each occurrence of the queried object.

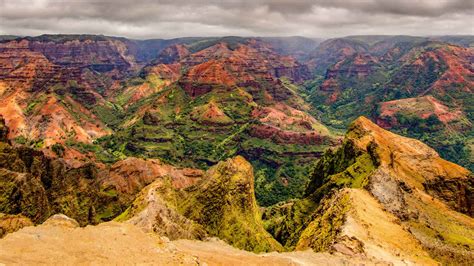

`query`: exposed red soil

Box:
[378,95,464,126]
[103,157,204,194]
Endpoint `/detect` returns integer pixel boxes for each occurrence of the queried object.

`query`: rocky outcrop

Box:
[42,213,80,228]
[264,116,474,264]
[117,179,207,241]
[296,189,437,265]
[179,156,284,252]
[346,117,472,215]
[119,156,284,253]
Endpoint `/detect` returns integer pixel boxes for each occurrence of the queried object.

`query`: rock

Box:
[0,219,380,265]
[347,116,472,215]
[296,188,438,264]
[178,156,284,252]
[264,116,474,265]
[43,214,79,228]
[118,156,284,253]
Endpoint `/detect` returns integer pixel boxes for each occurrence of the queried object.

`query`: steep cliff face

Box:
[0,38,116,146]
[147,40,312,97]
[344,117,472,214]
[264,117,474,264]
[3,37,135,71]
[119,156,284,253]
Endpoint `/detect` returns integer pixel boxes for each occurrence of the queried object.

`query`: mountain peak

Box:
[346,116,469,186]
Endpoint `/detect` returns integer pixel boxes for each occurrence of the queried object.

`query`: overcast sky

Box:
[0,0,473,39]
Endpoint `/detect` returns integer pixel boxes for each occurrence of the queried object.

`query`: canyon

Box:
[0,34,472,265]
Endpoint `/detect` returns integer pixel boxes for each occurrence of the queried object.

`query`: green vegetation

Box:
[262,139,376,249]
[303,40,473,171]
[177,157,284,252]
[296,191,351,251]
[91,79,331,205]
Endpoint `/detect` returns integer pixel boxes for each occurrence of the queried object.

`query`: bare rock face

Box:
[42,214,79,228]
[147,40,311,98]
[347,116,472,215]
[367,168,414,220]
[297,188,438,265]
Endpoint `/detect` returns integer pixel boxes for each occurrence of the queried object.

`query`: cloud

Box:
[0,0,472,38]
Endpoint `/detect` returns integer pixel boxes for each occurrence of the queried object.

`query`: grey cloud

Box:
[0,0,472,38]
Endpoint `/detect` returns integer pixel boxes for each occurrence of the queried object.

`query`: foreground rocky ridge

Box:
[119,156,283,253]
[264,116,473,264]
[0,214,374,265]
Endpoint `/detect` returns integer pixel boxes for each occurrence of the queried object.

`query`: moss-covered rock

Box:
[296,190,351,251]
[0,169,50,223]
[179,156,284,252]
[118,156,284,253]
[0,213,33,238]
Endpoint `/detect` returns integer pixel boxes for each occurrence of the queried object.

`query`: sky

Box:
[0,0,473,39]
